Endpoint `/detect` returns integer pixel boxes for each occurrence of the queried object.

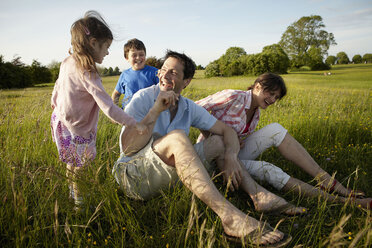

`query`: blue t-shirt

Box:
[115,65,159,108]
[119,84,217,153]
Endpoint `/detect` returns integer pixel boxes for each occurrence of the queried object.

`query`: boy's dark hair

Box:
[164,50,196,80]
[124,38,146,59]
[248,72,287,99]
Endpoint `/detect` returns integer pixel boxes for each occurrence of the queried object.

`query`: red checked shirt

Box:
[195,89,260,142]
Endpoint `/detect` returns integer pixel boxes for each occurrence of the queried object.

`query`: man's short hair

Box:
[164,50,196,80]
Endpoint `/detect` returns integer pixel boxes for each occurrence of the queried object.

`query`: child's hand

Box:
[134,123,147,135]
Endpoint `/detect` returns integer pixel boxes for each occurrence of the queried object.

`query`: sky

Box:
[1,0,372,71]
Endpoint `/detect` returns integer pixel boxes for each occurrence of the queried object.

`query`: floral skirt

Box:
[51,111,96,167]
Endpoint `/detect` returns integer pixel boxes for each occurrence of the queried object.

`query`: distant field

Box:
[0,64,371,247]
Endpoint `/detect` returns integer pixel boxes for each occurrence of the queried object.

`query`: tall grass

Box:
[0,64,371,247]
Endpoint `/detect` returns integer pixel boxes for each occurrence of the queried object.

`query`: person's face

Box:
[126,48,146,70]
[158,57,190,94]
[92,39,111,64]
[253,83,281,109]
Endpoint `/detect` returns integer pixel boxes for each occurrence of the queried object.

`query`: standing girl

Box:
[51,11,144,207]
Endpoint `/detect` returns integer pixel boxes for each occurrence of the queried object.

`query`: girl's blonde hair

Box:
[70,10,113,73]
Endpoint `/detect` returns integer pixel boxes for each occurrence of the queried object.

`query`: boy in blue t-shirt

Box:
[111,38,159,108]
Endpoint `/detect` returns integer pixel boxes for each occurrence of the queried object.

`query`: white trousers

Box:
[239,123,290,190]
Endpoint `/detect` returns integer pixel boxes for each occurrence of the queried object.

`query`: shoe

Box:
[319,179,365,198]
[258,203,308,216]
[224,223,292,247]
[73,196,84,212]
[69,185,75,200]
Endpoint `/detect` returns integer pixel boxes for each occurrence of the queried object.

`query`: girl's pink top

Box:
[51,56,136,138]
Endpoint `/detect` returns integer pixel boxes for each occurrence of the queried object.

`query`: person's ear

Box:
[183,78,192,89]
[254,83,262,92]
[89,38,98,49]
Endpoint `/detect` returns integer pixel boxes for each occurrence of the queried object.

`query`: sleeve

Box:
[115,72,126,94]
[195,90,238,112]
[84,73,136,126]
[190,100,217,131]
[51,79,59,107]
[123,89,153,123]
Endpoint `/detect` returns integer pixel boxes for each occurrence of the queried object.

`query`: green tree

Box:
[114,66,120,75]
[325,55,337,65]
[28,60,52,84]
[362,53,372,63]
[146,56,163,69]
[108,67,113,75]
[262,44,290,73]
[307,46,330,70]
[352,54,362,64]
[204,60,220,78]
[218,47,246,76]
[48,61,61,83]
[336,52,350,64]
[279,15,336,68]
[0,55,32,89]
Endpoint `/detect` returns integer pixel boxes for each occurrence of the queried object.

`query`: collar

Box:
[244,90,253,110]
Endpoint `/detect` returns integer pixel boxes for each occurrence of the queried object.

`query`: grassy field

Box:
[0,64,371,247]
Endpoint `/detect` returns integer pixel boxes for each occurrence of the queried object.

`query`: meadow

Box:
[0,64,371,247]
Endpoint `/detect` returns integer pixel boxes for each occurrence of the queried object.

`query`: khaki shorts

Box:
[112,136,211,201]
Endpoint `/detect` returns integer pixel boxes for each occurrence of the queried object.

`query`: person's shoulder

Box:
[123,67,134,74]
[219,89,243,98]
[221,89,239,95]
[183,96,203,110]
[134,84,158,98]
[61,55,75,68]
[144,65,159,72]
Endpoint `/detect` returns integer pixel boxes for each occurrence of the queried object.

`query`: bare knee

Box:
[165,129,190,146]
[153,129,193,163]
[203,135,225,161]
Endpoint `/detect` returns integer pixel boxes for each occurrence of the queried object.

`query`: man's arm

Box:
[121,90,179,156]
[111,89,121,106]
[208,120,242,191]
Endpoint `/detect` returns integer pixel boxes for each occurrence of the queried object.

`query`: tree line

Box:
[2,14,371,88]
[205,15,372,77]
[0,56,161,89]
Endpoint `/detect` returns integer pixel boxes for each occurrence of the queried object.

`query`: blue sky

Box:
[1,0,371,70]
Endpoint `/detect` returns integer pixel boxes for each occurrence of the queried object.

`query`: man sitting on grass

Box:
[112,50,292,246]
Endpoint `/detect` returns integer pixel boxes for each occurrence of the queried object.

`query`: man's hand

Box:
[153,91,179,113]
[218,153,243,192]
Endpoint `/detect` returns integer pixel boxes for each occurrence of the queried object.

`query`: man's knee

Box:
[155,130,192,154]
[164,129,190,145]
[203,135,225,161]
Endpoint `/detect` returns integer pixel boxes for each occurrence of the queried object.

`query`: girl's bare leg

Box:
[278,133,357,197]
[283,177,371,209]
